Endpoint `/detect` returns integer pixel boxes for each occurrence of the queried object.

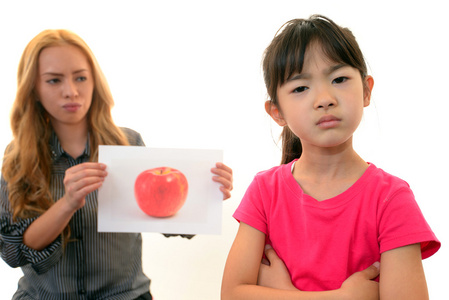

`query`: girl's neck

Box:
[52,122,89,159]
[296,144,366,178]
[292,139,369,201]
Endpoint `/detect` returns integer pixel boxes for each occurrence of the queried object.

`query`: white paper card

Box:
[98,146,223,234]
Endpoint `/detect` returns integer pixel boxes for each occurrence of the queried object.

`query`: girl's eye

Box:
[76,76,87,82]
[293,86,308,93]
[332,77,348,84]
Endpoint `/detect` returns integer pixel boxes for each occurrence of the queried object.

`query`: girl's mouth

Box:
[316,115,341,129]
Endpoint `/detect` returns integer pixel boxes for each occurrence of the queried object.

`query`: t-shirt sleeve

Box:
[378,186,440,259]
[233,175,268,235]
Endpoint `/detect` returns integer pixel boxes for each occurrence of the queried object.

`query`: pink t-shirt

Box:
[233,161,440,291]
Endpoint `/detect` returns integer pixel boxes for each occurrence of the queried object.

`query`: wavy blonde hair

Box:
[2,29,129,235]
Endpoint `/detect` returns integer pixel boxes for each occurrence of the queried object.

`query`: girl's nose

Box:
[314,87,337,110]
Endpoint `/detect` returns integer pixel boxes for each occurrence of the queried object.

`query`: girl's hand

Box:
[257,244,298,291]
[338,262,380,300]
[211,162,233,200]
[62,162,107,211]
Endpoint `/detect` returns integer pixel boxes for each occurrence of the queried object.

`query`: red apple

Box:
[134,167,188,217]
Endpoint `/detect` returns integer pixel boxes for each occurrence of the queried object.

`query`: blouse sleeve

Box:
[0,174,63,274]
[120,127,145,147]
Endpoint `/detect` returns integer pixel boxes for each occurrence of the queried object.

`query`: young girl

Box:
[221,15,440,299]
[0,29,233,299]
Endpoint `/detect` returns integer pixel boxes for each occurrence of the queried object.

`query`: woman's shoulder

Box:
[119,127,144,146]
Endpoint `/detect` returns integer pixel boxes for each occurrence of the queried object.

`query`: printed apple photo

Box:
[97,146,223,235]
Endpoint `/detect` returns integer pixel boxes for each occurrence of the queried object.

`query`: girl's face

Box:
[267,42,374,152]
[35,44,94,132]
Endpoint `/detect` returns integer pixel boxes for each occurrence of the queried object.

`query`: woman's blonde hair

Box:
[2,29,129,239]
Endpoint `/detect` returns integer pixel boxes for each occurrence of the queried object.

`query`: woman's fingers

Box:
[63,162,108,209]
[211,162,233,200]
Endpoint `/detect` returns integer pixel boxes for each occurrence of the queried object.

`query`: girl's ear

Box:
[265,101,287,126]
[363,76,374,107]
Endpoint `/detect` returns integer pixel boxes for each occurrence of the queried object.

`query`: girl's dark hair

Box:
[263,15,369,164]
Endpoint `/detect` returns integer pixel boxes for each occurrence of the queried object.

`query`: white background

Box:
[0,1,447,299]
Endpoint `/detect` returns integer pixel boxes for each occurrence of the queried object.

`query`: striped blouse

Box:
[0,128,150,299]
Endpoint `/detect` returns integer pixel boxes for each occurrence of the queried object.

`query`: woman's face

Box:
[35,44,94,132]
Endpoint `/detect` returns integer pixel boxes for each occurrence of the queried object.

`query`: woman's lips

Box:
[63,103,81,112]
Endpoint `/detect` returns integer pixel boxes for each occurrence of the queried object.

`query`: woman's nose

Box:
[63,80,79,99]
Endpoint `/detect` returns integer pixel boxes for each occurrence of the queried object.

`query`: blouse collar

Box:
[49,131,90,161]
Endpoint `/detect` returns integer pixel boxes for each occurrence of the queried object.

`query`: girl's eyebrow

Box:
[286,64,348,82]
[326,64,347,75]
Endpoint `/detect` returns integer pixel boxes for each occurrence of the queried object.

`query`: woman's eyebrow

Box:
[41,72,63,76]
[41,69,88,76]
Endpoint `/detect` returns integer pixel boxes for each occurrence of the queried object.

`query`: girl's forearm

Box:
[222,285,344,300]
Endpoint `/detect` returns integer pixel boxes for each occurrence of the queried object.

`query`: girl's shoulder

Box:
[367,163,411,190]
[249,161,297,193]
[359,164,415,205]
[254,160,295,179]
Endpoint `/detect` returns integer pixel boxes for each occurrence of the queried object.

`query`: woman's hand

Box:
[257,244,298,291]
[62,162,108,211]
[211,162,233,200]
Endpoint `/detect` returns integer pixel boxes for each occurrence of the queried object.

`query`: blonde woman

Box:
[0,29,233,299]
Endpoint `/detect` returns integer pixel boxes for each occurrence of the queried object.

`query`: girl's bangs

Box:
[279,20,365,84]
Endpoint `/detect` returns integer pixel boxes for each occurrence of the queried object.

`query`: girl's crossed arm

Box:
[379,244,429,300]
[221,222,379,300]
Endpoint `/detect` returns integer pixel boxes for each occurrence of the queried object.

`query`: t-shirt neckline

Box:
[285,159,376,208]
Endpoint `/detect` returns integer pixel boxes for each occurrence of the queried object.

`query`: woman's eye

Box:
[332,77,348,84]
[293,86,308,93]
[76,76,87,82]
[46,79,60,84]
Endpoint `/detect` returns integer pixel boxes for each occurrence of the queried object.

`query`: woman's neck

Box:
[52,122,89,159]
